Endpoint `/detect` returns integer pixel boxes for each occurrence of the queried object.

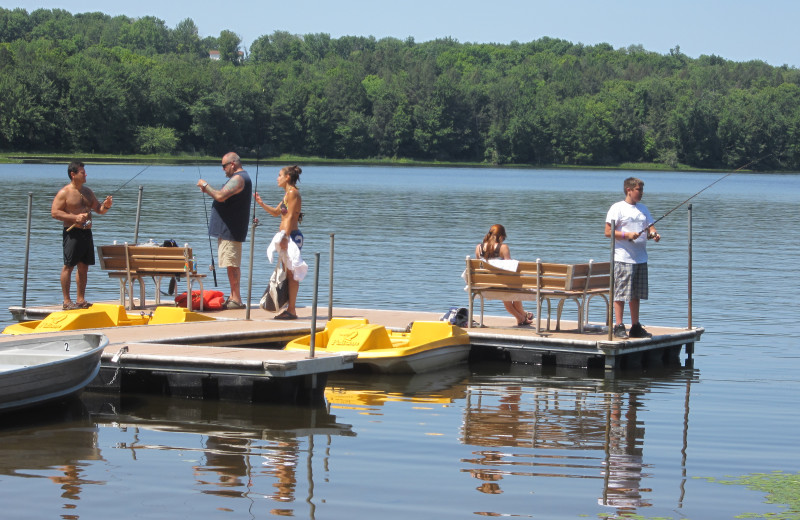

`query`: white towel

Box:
[488,258,519,272]
[266,231,308,282]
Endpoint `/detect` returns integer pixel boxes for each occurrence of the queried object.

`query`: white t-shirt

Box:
[606,200,653,264]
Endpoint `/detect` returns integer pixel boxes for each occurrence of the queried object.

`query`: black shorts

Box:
[63,228,95,267]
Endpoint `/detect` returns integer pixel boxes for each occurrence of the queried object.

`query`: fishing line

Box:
[66,164,152,231]
[197,165,218,287]
[639,153,772,235]
[108,164,151,197]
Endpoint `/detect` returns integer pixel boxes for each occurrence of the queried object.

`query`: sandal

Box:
[77,300,92,309]
[223,299,246,310]
[62,301,80,310]
[274,310,298,320]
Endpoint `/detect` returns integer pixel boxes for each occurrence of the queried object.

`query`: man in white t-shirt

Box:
[604,177,661,339]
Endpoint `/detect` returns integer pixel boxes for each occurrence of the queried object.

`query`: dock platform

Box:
[4,303,703,403]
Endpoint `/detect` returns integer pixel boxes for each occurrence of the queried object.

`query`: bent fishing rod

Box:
[67,164,151,231]
[637,154,772,237]
[198,166,218,287]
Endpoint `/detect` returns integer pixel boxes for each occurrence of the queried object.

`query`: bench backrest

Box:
[465,257,610,293]
[97,244,194,274]
[465,258,540,291]
[565,261,610,292]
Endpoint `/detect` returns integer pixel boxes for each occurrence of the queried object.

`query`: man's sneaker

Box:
[629,323,652,338]
[613,324,628,338]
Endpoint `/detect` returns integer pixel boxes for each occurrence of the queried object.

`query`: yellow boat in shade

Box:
[2,303,214,335]
[284,318,471,374]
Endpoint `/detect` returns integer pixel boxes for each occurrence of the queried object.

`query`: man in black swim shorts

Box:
[51,161,113,310]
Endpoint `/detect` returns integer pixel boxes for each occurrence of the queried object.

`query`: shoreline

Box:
[0,152,763,173]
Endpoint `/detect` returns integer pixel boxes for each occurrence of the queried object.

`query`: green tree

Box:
[136,125,178,153]
[217,30,241,64]
[171,18,203,56]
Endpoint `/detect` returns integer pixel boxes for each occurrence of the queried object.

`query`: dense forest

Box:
[2,7,800,170]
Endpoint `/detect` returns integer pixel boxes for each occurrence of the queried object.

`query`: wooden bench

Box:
[464,257,611,332]
[97,244,207,311]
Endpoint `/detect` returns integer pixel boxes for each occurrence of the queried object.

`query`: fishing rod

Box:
[67,164,152,231]
[198,165,218,287]
[637,153,772,237]
[244,140,262,320]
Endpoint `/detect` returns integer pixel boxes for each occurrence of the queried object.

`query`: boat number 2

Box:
[64,342,70,351]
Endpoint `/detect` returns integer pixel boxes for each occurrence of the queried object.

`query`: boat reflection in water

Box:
[325,365,471,409]
[460,363,697,516]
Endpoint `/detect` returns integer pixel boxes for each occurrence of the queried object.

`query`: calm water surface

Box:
[1,164,799,519]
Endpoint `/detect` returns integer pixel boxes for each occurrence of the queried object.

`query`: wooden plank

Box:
[99,258,129,271]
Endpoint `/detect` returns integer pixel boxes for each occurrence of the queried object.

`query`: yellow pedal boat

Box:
[3,303,214,335]
[284,318,471,374]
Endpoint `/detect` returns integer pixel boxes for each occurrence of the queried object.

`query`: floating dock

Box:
[3,303,702,404]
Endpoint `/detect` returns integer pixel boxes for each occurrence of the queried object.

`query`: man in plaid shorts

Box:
[604,177,661,338]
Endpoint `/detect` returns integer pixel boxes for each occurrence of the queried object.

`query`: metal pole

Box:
[328,233,335,320]
[688,204,693,329]
[309,252,321,358]
[133,185,144,245]
[245,219,257,320]
[608,219,616,341]
[22,192,33,309]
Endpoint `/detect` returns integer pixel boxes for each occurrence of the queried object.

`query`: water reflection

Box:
[85,393,353,517]
[0,398,102,516]
[461,364,697,517]
[325,366,471,411]
[0,364,703,519]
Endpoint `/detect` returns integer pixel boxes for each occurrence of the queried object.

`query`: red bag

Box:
[175,290,225,310]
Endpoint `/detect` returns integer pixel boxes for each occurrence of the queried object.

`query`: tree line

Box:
[2,7,800,171]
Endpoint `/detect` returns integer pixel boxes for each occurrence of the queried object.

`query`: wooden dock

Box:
[3,303,703,403]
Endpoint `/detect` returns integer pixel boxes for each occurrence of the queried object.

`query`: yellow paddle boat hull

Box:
[285,318,471,374]
[3,303,214,335]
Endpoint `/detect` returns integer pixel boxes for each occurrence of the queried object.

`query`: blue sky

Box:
[7,0,800,67]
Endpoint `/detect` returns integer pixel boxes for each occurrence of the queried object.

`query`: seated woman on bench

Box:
[475,224,533,326]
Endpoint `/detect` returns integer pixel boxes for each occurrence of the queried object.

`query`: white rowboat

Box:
[0,333,107,412]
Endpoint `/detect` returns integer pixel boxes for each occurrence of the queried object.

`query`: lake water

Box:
[1,164,799,519]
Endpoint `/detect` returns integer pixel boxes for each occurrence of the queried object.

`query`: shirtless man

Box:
[51,161,113,310]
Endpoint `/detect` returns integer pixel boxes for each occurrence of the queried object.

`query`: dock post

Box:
[309,252,321,359]
[133,185,143,245]
[328,233,334,320]
[607,220,616,341]
[687,204,693,330]
[245,218,257,320]
[22,192,33,310]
